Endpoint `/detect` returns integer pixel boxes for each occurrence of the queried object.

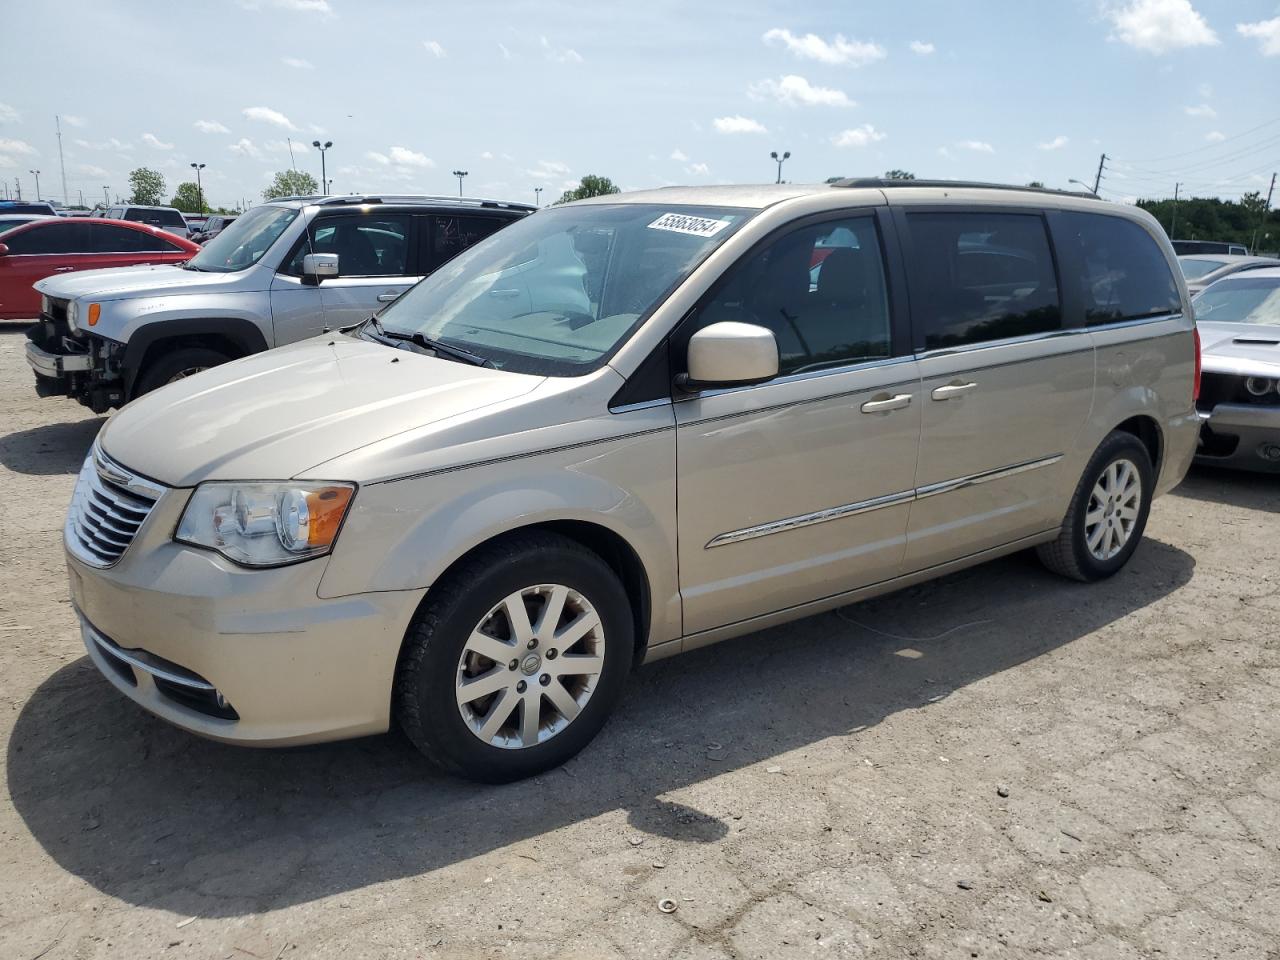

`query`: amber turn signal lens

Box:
[87,303,101,326]
[305,486,355,547]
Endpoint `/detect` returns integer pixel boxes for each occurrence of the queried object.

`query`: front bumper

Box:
[24,339,91,379]
[68,510,424,745]
[1195,404,1280,473]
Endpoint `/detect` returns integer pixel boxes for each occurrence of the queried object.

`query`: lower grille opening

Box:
[154,679,240,721]
[97,645,138,687]
[1198,426,1239,458]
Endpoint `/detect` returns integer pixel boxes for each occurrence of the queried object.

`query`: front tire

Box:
[395,532,634,783]
[1037,431,1154,582]
[133,346,233,397]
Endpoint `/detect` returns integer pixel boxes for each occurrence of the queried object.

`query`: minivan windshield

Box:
[1193,276,1280,326]
[373,203,752,375]
[186,204,298,273]
[1179,257,1226,280]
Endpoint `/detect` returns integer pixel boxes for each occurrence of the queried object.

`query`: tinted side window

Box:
[1056,212,1181,325]
[4,222,86,254]
[905,212,1061,349]
[427,215,508,271]
[284,216,410,276]
[690,216,892,375]
[89,223,177,253]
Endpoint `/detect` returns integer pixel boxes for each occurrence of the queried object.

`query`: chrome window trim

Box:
[683,353,917,403]
[706,453,1063,548]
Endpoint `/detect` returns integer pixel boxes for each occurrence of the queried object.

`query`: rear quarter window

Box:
[1056,212,1181,326]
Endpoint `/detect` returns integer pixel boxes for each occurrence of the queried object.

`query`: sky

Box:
[1,0,1278,211]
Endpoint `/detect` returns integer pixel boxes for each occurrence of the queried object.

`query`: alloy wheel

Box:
[1084,458,1142,561]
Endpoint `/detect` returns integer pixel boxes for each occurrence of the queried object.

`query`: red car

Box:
[0,218,198,320]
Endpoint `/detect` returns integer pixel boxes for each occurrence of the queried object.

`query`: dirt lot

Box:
[0,326,1277,960]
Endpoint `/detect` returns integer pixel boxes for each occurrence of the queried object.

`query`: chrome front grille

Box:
[66,447,167,567]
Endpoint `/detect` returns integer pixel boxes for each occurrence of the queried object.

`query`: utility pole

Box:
[190,162,206,212]
[1092,153,1107,195]
[103,185,110,206]
[56,115,69,206]
[29,169,41,200]
[534,186,542,207]
[78,189,84,207]
[15,177,21,200]
[1170,183,1181,239]
[1252,172,1276,253]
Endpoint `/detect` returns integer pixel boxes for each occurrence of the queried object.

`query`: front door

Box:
[674,211,921,636]
[895,207,1094,571]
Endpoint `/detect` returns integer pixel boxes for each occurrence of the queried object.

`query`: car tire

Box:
[394,532,634,783]
[133,347,233,397]
[1037,430,1154,582]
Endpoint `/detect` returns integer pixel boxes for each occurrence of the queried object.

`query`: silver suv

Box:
[25,195,532,411]
[64,181,1200,782]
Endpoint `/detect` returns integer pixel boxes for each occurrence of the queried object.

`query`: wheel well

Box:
[422,521,653,666]
[1113,415,1163,476]
[128,334,248,398]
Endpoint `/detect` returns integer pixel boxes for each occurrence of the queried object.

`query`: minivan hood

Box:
[34,263,248,303]
[98,336,545,486]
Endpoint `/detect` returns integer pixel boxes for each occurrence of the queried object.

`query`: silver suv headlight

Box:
[67,298,78,330]
[176,481,356,567]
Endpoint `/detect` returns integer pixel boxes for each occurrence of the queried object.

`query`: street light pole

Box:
[103,186,110,206]
[770,150,790,184]
[452,169,468,197]
[29,169,42,200]
[1067,179,1097,195]
[535,186,543,207]
[312,140,332,195]
[190,162,206,212]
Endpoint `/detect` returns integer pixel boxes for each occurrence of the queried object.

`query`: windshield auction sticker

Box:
[647,213,732,238]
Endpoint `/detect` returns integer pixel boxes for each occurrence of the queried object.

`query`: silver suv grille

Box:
[66,447,167,567]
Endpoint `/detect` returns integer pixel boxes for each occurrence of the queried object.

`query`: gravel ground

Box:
[0,325,1277,960]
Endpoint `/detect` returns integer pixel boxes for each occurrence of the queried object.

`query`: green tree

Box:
[263,169,319,201]
[128,167,166,205]
[556,174,621,204]
[1027,181,1045,188]
[884,169,916,180]
[171,181,209,214]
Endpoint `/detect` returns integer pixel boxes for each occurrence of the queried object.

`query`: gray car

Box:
[1192,267,1280,472]
[63,180,1199,782]
[1178,254,1278,296]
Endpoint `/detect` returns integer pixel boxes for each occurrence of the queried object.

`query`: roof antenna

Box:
[287,138,298,172]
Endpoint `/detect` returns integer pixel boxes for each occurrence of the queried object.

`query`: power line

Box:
[1121,115,1280,165]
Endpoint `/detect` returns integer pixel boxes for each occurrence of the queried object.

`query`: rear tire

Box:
[133,347,233,397]
[395,532,633,783]
[1037,431,1154,582]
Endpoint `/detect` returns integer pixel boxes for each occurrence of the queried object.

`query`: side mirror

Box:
[678,321,779,391]
[0,243,8,257]
[302,252,339,284]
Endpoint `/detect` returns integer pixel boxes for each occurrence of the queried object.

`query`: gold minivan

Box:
[66,181,1201,781]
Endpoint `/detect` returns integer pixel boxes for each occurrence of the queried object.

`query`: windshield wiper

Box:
[378,323,493,367]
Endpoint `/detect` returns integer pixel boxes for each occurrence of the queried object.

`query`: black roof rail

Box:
[829,177,1101,200]
[308,194,537,211]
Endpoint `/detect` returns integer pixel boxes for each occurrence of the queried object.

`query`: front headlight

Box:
[176,481,356,567]
[66,299,78,330]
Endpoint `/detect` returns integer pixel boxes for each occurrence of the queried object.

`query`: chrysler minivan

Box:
[65,181,1200,782]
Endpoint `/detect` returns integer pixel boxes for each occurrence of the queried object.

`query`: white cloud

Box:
[909,40,935,55]
[273,0,332,13]
[1038,135,1069,151]
[688,162,710,176]
[388,146,433,168]
[76,137,132,152]
[142,133,174,150]
[309,124,327,135]
[749,75,853,107]
[1104,0,1218,55]
[0,102,20,124]
[243,106,298,131]
[713,115,768,135]
[937,146,952,158]
[62,115,86,128]
[762,28,886,66]
[831,124,886,148]
[194,119,230,134]
[228,138,263,160]
[670,148,689,162]
[423,40,446,58]
[1184,103,1216,117]
[0,137,37,156]
[265,139,308,154]
[75,163,110,179]
[540,35,583,63]
[526,160,571,181]
[282,57,313,69]
[1237,17,1280,56]
[365,151,389,165]
[498,42,512,60]
[959,140,995,153]
[1205,130,1225,142]
[480,150,494,160]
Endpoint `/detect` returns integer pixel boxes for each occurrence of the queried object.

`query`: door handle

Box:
[931,381,977,401]
[376,292,400,303]
[54,266,76,272]
[860,393,913,414]
[488,288,520,299]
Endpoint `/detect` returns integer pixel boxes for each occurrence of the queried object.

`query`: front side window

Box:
[284,216,410,277]
[688,215,892,375]
[1057,212,1181,326]
[3,222,87,254]
[185,204,298,273]
[375,203,752,375]
[906,211,1061,349]
[1192,277,1280,326]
